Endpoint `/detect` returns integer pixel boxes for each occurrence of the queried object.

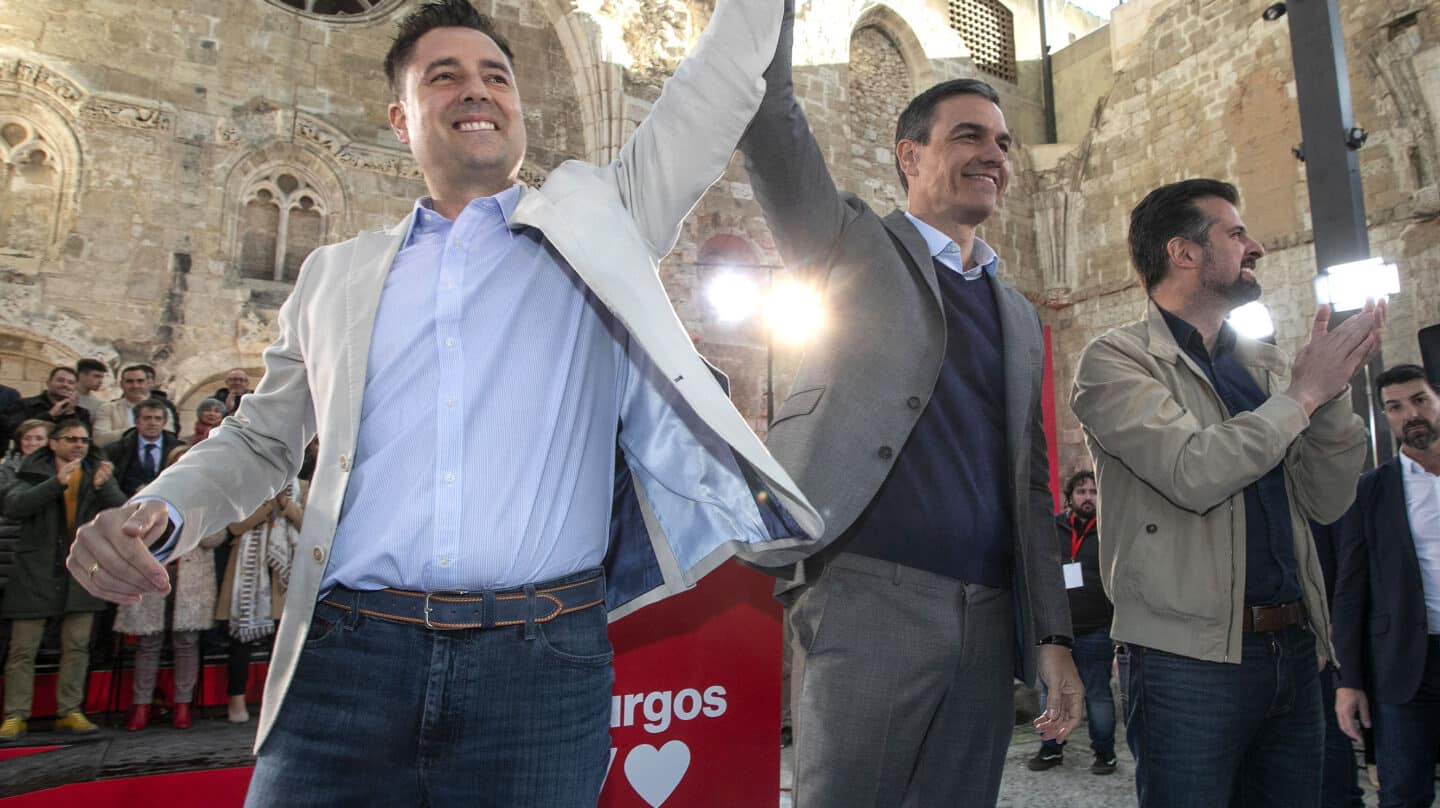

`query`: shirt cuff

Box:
[132,496,183,562]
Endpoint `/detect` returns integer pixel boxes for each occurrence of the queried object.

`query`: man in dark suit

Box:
[738,3,1080,804]
[1334,363,1440,807]
[105,399,186,498]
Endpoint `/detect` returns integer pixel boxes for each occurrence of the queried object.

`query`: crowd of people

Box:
[0,0,1433,806]
[0,365,309,739]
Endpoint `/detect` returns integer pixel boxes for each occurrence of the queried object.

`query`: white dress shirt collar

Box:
[903,211,999,281]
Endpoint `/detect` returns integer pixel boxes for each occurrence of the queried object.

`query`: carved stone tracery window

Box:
[238,170,329,283]
[0,117,63,256]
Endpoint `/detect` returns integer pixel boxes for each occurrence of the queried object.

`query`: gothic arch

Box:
[851,4,937,92]
[530,0,638,164]
[0,88,84,258]
[219,141,348,283]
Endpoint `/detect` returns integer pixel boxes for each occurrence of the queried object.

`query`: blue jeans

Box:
[1318,664,1363,808]
[245,570,614,807]
[1373,636,1440,808]
[1040,627,1116,756]
[1122,625,1322,808]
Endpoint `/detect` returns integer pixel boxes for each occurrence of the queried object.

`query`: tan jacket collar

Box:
[1142,297,1288,377]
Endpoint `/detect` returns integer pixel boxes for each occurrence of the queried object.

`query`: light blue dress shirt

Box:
[903,212,999,280]
[323,186,633,592]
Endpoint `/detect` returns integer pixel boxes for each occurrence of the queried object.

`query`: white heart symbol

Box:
[624,740,691,807]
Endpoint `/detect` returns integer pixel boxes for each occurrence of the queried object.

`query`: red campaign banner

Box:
[600,560,782,807]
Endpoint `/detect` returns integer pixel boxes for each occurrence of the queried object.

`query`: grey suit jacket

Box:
[737,2,1069,682]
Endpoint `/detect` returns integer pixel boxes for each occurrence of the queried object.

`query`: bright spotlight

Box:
[1228,301,1275,340]
[705,271,759,323]
[1314,257,1400,312]
[765,277,824,345]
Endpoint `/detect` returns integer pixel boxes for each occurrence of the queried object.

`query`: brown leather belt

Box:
[1241,601,1305,633]
[319,575,605,630]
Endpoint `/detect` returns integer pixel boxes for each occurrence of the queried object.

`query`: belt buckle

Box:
[422,590,470,629]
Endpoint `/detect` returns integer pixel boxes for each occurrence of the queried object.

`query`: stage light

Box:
[705,271,759,323]
[1228,301,1275,340]
[764,277,825,345]
[1314,257,1400,312]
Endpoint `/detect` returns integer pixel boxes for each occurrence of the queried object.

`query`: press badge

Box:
[1063,562,1083,589]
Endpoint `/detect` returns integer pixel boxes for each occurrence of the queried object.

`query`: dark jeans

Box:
[1373,635,1440,808]
[245,570,614,807]
[1318,664,1364,808]
[1122,625,1322,808]
[1041,626,1116,756]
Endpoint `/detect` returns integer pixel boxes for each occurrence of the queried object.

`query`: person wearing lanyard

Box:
[1029,470,1117,775]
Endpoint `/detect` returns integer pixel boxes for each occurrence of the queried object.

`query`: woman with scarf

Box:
[117,445,224,731]
[214,479,301,723]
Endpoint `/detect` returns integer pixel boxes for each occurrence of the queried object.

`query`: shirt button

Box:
[452,239,464,249]
[446,398,457,409]
[878,446,894,460]
[1146,524,1158,534]
[312,547,325,563]
[438,557,451,568]
[907,396,922,410]
[444,472,455,484]
[338,454,350,472]
[445,338,455,348]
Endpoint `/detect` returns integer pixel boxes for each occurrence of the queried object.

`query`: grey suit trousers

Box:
[789,552,1015,807]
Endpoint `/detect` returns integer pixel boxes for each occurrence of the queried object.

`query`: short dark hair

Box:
[1128,179,1239,293]
[1063,470,1095,504]
[893,79,1001,192]
[120,364,149,380]
[132,398,169,421]
[384,0,514,99]
[47,366,76,381]
[52,417,88,437]
[1375,363,1434,396]
[76,358,107,375]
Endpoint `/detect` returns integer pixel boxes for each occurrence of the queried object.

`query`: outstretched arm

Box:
[737,0,853,277]
[607,0,784,258]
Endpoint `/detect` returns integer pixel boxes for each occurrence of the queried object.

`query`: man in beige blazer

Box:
[1071,178,1381,808]
[67,0,819,803]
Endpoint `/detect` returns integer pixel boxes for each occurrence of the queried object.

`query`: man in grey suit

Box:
[740,4,1082,806]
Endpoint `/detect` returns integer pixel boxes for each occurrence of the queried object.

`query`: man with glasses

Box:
[0,419,123,741]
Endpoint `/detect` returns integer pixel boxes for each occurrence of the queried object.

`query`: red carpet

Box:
[0,746,63,762]
[0,766,252,806]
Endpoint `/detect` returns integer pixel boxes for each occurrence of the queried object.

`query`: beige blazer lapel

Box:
[341,218,410,447]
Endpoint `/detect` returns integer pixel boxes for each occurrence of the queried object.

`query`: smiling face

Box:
[897,93,1011,228]
[19,425,49,456]
[388,27,525,204]
[225,370,249,394]
[1193,196,1265,308]
[47,369,76,401]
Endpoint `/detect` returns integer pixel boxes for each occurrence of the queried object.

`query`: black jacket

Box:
[1056,510,1111,633]
[2,393,92,439]
[106,428,187,498]
[1333,457,1430,703]
[0,447,124,618]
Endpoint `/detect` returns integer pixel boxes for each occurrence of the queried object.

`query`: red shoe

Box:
[126,704,150,732]
[172,703,192,730]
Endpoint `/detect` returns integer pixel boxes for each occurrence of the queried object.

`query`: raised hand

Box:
[1285,299,1386,415]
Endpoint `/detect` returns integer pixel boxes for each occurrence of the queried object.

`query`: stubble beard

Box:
[1402,418,1439,452]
